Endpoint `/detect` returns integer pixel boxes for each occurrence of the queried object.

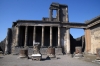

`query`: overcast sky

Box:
[0,0,100,41]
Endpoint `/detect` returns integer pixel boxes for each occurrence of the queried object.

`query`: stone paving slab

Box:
[0,55,100,66]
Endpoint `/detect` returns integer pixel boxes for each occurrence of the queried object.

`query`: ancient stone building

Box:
[5,3,71,55]
[0,2,100,55]
[85,16,100,54]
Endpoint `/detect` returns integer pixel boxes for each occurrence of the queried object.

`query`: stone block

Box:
[96,48,100,60]
[28,48,33,55]
[19,49,28,58]
[13,47,33,55]
[55,48,63,55]
[40,48,48,55]
[13,47,21,55]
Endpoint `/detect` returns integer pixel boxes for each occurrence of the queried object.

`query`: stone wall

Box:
[70,34,76,54]
[90,23,100,54]
[5,28,12,54]
[0,28,13,54]
[70,35,85,54]
[75,36,85,52]
[0,38,6,54]
[11,26,17,54]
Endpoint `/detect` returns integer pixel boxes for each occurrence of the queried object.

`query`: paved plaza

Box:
[0,54,100,66]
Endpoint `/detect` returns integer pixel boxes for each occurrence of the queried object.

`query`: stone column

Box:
[49,9,52,21]
[50,26,52,47]
[66,28,70,54]
[16,26,19,46]
[57,9,60,21]
[33,26,36,45]
[58,27,60,47]
[84,28,91,53]
[24,26,28,47]
[41,26,44,47]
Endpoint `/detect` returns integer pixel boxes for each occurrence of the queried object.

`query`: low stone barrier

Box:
[47,47,55,58]
[19,48,28,58]
[96,48,100,60]
[74,46,83,58]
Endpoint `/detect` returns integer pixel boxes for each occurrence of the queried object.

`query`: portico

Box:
[16,26,62,48]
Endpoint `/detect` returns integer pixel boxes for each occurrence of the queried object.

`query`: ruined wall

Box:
[75,36,85,52]
[70,35,85,54]
[90,23,100,54]
[11,27,17,53]
[70,34,76,54]
[61,27,75,54]
[4,28,12,54]
[0,28,12,54]
[0,38,6,53]
[60,7,68,22]
[60,27,68,53]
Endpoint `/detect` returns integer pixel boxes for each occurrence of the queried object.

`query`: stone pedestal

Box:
[47,47,56,58]
[12,47,21,55]
[28,48,33,55]
[40,48,48,55]
[55,47,63,55]
[31,43,42,61]
[75,47,82,54]
[74,47,83,58]
[19,48,28,58]
[31,54,42,61]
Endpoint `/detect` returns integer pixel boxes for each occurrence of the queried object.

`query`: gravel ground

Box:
[0,54,100,66]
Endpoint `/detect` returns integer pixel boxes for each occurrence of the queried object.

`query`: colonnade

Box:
[16,26,62,47]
